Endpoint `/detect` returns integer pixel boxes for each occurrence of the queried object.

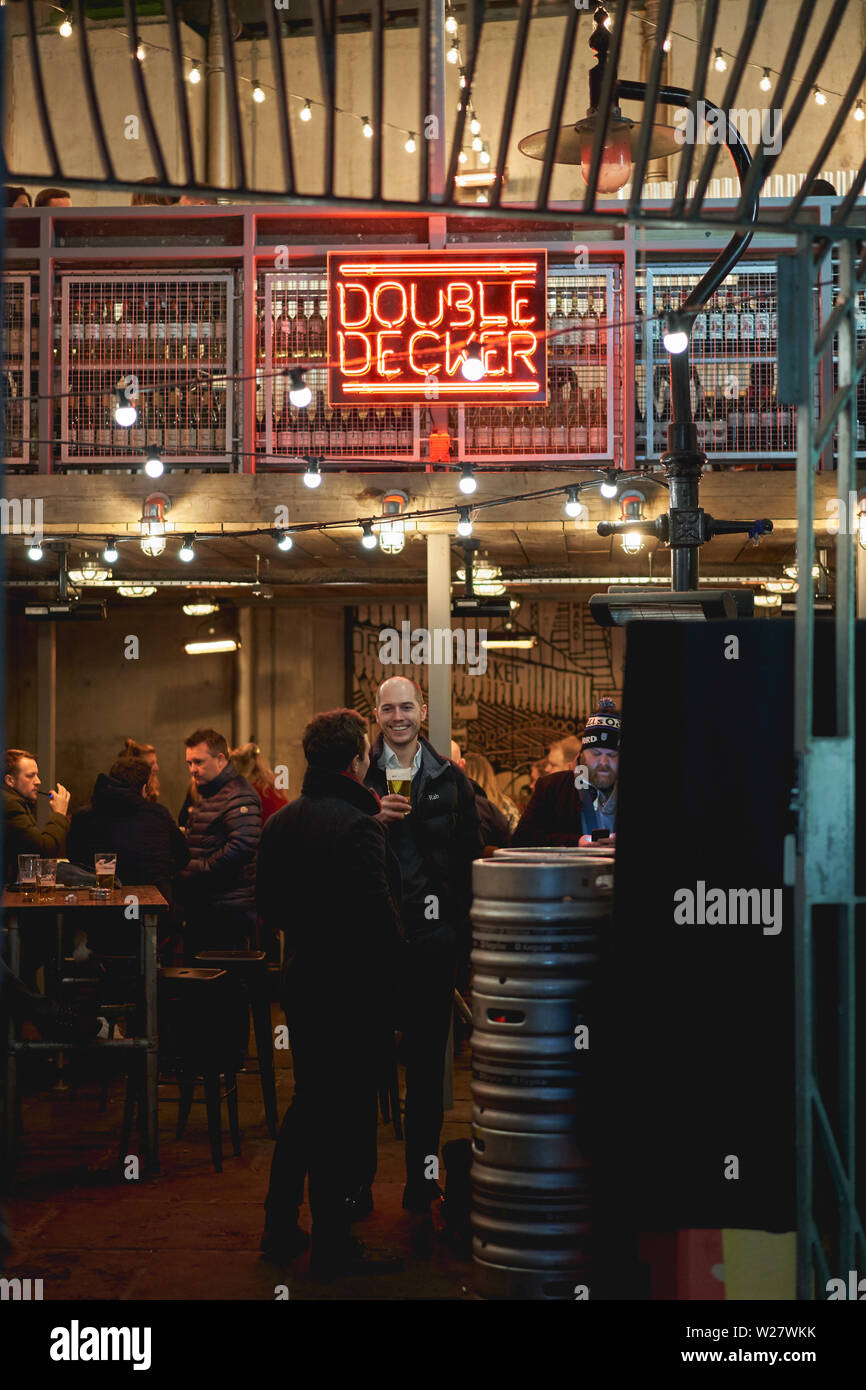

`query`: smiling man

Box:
[512,699,621,847]
[365,676,481,1243]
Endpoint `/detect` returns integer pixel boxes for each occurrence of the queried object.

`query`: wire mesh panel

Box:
[259,271,419,467]
[640,264,818,465]
[58,275,234,468]
[461,268,618,463]
[1,275,32,468]
[829,250,866,459]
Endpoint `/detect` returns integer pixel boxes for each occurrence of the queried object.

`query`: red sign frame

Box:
[327,250,547,406]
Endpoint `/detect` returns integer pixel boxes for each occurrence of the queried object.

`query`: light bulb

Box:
[287,369,312,409]
[578,117,633,193]
[621,531,644,555]
[188,62,202,85]
[459,466,477,495]
[277,531,293,551]
[252,81,265,104]
[447,40,460,65]
[472,134,482,152]
[470,113,481,135]
[475,191,488,204]
[300,100,312,122]
[361,523,378,549]
[115,390,137,427]
[28,543,43,561]
[663,317,689,354]
[458,149,468,164]
[136,43,146,62]
[564,487,582,518]
[144,448,164,478]
[59,15,72,37]
[714,49,727,73]
[856,100,865,122]
[600,472,618,499]
[662,34,671,52]
[479,144,491,166]
[405,133,417,153]
[461,347,484,381]
[760,69,772,92]
[103,539,119,564]
[445,11,458,35]
[459,68,468,90]
[303,459,322,488]
[140,525,166,558]
[457,509,473,537]
[362,117,373,139]
[179,536,196,562]
[814,86,826,106]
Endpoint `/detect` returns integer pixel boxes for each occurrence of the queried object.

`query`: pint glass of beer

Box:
[94,853,117,892]
[386,766,414,814]
[37,858,58,902]
[18,854,39,903]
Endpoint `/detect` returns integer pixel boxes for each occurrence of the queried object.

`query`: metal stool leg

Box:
[250,991,278,1138]
[225,1071,241,1156]
[203,1072,223,1172]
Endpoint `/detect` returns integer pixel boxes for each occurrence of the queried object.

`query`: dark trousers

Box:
[265,1015,379,1249]
[399,922,458,1206]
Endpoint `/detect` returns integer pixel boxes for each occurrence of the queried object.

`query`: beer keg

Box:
[470,855,612,1300]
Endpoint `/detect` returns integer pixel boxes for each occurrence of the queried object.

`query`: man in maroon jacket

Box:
[512,699,621,848]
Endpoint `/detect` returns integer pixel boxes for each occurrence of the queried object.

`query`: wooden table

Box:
[2,886,167,1175]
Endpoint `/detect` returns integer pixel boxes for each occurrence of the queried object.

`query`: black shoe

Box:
[310,1236,403,1280]
[259,1226,311,1262]
[402,1181,444,1213]
[344,1186,374,1221]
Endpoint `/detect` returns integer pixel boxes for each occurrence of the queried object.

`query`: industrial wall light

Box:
[379,491,409,555]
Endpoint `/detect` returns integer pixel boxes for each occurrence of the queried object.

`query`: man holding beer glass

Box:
[366,677,481,1245]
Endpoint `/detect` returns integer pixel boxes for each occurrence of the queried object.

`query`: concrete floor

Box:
[6,1010,475,1302]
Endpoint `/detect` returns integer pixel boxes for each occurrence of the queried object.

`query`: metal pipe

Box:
[207,0,231,190]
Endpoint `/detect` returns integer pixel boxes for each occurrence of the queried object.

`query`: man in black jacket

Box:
[366,676,482,1230]
[258,709,402,1276]
[68,756,189,897]
[174,728,261,958]
[513,699,621,847]
[3,748,71,883]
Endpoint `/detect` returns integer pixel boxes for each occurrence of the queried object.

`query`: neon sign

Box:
[327,251,547,405]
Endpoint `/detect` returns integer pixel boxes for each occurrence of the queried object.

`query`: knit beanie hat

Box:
[581,697,621,752]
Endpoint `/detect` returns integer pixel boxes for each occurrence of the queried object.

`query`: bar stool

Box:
[122,966,241,1173]
[193,949,278,1138]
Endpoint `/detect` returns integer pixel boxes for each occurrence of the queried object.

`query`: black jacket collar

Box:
[302,766,381,815]
[368,732,450,781]
[198,763,238,799]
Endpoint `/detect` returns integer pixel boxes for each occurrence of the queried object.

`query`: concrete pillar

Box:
[426,533,452,755]
[234,608,254,747]
[36,623,56,825]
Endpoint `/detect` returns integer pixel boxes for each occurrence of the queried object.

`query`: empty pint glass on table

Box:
[386,766,415,813]
[37,858,58,902]
[94,853,117,892]
[18,854,39,902]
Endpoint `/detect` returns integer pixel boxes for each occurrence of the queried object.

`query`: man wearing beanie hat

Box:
[512,698,621,848]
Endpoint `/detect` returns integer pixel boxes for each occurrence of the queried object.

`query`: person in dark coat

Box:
[3,748,71,883]
[174,728,261,958]
[365,677,482,1236]
[258,708,403,1277]
[513,698,621,847]
[68,756,189,896]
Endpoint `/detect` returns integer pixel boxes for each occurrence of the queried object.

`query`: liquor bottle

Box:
[396,407,412,453]
[635,295,645,355]
[583,295,598,353]
[560,289,574,358]
[255,389,265,446]
[546,286,556,357]
[197,391,213,451]
[311,392,329,452]
[119,295,135,347]
[296,402,312,453]
[180,288,191,363]
[282,291,296,362]
[769,304,778,341]
[723,292,739,350]
[591,295,605,358]
[708,297,723,353]
[96,394,112,450]
[855,290,866,340]
[569,393,588,452]
[308,300,325,360]
[756,300,770,346]
[8,297,23,357]
[493,407,512,451]
[761,390,775,452]
[68,298,82,361]
[512,407,531,451]
[361,407,378,453]
[380,405,398,450]
[589,388,606,452]
[85,297,101,361]
[293,297,309,361]
[328,404,345,452]
[199,290,214,359]
[79,395,95,450]
[574,293,588,350]
[695,392,711,450]
[711,395,727,452]
[135,292,149,352]
[131,400,145,452]
[740,294,756,347]
[148,392,163,450]
[167,292,182,360]
[346,407,363,451]
[531,407,549,451]
[165,389,180,452]
[473,410,492,451]
[213,289,227,362]
[100,299,117,355]
[728,391,743,452]
[320,296,329,360]
[635,388,646,456]
[68,400,79,449]
[692,306,707,346]
[647,291,660,353]
[30,301,39,362]
[181,392,197,452]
